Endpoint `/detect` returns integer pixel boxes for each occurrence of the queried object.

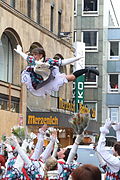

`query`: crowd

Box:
[0,122,102,180]
[1,119,120,179]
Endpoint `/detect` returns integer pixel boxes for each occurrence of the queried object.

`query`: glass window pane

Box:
[10,0,15,8]
[85,73,96,82]
[109,108,118,122]
[84,102,96,120]
[84,0,97,11]
[50,6,54,32]
[0,33,13,83]
[27,0,31,18]
[109,74,118,89]
[110,42,119,56]
[83,31,97,46]
[58,11,61,36]
[36,0,41,24]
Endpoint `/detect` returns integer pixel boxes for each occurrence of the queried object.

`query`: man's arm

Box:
[97,120,120,172]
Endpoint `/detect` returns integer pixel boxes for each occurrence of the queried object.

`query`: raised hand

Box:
[112,122,120,131]
[14,45,22,53]
[14,45,28,60]
[100,119,112,134]
[6,135,19,148]
[104,119,112,129]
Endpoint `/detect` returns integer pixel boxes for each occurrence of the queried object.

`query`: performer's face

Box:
[33,53,43,61]
[57,148,66,159]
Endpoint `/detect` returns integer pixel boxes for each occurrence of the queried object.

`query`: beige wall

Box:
[0,1,74,137]
[0,110,20,138]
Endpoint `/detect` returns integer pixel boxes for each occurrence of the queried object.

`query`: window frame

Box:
[36,0,41,24]
[81,30,98,52]
[84,101,97,121]
[0,32,14,83]
[0,94,20,113]
[108,107,119,123]
[108,73,120,93]
[73,30,77,42]
[82,0,99,16]
[10,0,15,8]
[27,0,31,18]
[108,41,120,60]
[84,66,98,88]
[58,10,62,36]
[50,4,54,32]
[74,0,77,16]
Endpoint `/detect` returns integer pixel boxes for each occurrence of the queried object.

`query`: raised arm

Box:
[8,136,32,166]
[66,134,83,164]
[40,130,57,162]
[112,123,120,141]
[31,124,47,160]
[97,120,120,172]
[13,139,29,172]
[14,45,28,60]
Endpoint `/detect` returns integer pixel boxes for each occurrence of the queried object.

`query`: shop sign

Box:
[58,97,75,112]
[73,76,85,112]
[26,112,72,127]
[27,115,58,125]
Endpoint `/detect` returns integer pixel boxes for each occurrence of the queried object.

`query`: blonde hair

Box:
[44,157,58,179]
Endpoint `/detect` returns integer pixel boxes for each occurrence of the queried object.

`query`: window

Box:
[82,31,98,51]
[108,74,118,92]
[10,0,15,8]
[50,5,54,32]
[0,94,19,113]
[108,107,119,122]
[27,0,31,18]
[74,0,77,16]
[73,31,77,42]
[83,0,98,15]
[0,33,13,83]
[36,0,41,24]
[84,102,97,120]
[58,10,62,36]
[84,66,98,87]
[109,41,119,60]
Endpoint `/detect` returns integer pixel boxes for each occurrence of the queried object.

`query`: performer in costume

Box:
[14,45,99,96]
[96,120,120,180]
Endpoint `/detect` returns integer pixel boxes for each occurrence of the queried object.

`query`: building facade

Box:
[107,28,120,124]
[0,0,75,146]
[74,0,120,134]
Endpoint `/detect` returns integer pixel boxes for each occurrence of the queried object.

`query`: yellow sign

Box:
[58,97,75,112]
[79,103,90,114]
[28,115,58,125]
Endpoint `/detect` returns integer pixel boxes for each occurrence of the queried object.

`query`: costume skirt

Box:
[21,66,68,96]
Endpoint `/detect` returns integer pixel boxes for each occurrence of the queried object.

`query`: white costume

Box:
[14,45,82,96]
[96,121,120,179]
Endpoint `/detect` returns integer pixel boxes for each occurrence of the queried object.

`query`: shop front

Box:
[26,111,74,147]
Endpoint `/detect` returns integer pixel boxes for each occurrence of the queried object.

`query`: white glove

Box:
[5,143,13,152]
[104,119,112,129]
[100,127,109,134]
[14,45,28,60]
[112,123,120,131]
[75,134,83,145]
[21,139,29,152]
[14,45,22,53]
[112,123,120,141]
[38,124,47,138]
[7,136,19,148]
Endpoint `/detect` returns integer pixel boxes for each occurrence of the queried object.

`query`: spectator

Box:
[96,120,120,179]
[71,164,101,180]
